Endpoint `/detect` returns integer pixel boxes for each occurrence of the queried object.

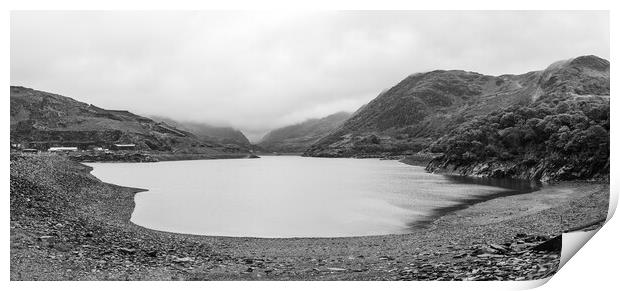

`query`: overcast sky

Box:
[11,11,609,141]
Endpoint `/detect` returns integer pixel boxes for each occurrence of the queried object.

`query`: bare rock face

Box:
[10,86,248,157]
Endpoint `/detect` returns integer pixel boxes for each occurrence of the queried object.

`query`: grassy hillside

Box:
[10,86,248,157]
[426,56,609,181]
[150,116,252,149]
[304,55,609,165]
[258,112,351,153]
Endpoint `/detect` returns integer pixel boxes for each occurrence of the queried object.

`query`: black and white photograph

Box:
[6,4,614,288]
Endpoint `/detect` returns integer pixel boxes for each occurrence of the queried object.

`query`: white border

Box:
[0,0,615,10]
[2,1,617,291]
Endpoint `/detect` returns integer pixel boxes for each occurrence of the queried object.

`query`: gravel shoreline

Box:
[10,154,609,280]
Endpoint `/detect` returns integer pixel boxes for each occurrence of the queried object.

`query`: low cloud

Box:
[11,11,609,141]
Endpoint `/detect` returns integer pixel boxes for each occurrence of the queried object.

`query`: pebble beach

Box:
[10,154,609,281]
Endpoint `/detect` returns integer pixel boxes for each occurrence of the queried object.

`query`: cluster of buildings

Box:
[10,142,137,154]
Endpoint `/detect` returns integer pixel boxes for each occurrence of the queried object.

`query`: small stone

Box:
[477,246,498,254]
[118,247,136,254]
[379,256,394,260]
[532,236,561,252]
[476,253,504,258]
[453,253,467,259]
[489,244,508,252]
[172,256,194,263]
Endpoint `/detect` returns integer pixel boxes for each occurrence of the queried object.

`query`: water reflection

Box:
[444,175,541,192]
[408,175,542,230]
[87,157,534,238]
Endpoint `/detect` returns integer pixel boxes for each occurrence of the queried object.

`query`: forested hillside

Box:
[426,86,609,181]
[426,56,609,181]
[305,55,609,181]
[304,56,609,161]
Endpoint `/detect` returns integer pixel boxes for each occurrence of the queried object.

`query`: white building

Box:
[48,147,78,152]
[112,144,136,150]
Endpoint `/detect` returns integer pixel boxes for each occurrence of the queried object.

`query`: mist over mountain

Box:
[10,86,249,157]
[149,116,252,149]
[8,11,612,282]
[426,56,609,181]
[8,54,610,181]
[304,55,609,181]
[11,11,609,136]
[304,56,609,156]
[258,112,351,153]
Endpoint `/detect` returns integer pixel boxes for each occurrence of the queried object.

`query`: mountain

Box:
[425,56,609,181]
[304,55,610,160]
[258,112,351,153]
[150,116,252,149]
[10,86,250,158]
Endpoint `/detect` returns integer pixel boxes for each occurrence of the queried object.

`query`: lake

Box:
[87,156,536,238]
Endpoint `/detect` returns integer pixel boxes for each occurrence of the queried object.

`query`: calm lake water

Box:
[87,156,534,238]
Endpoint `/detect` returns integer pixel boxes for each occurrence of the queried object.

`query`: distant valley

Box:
[257,112,351,153]
[9,86,253,161]
[9,55,610,181]
[149,116,252,150]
